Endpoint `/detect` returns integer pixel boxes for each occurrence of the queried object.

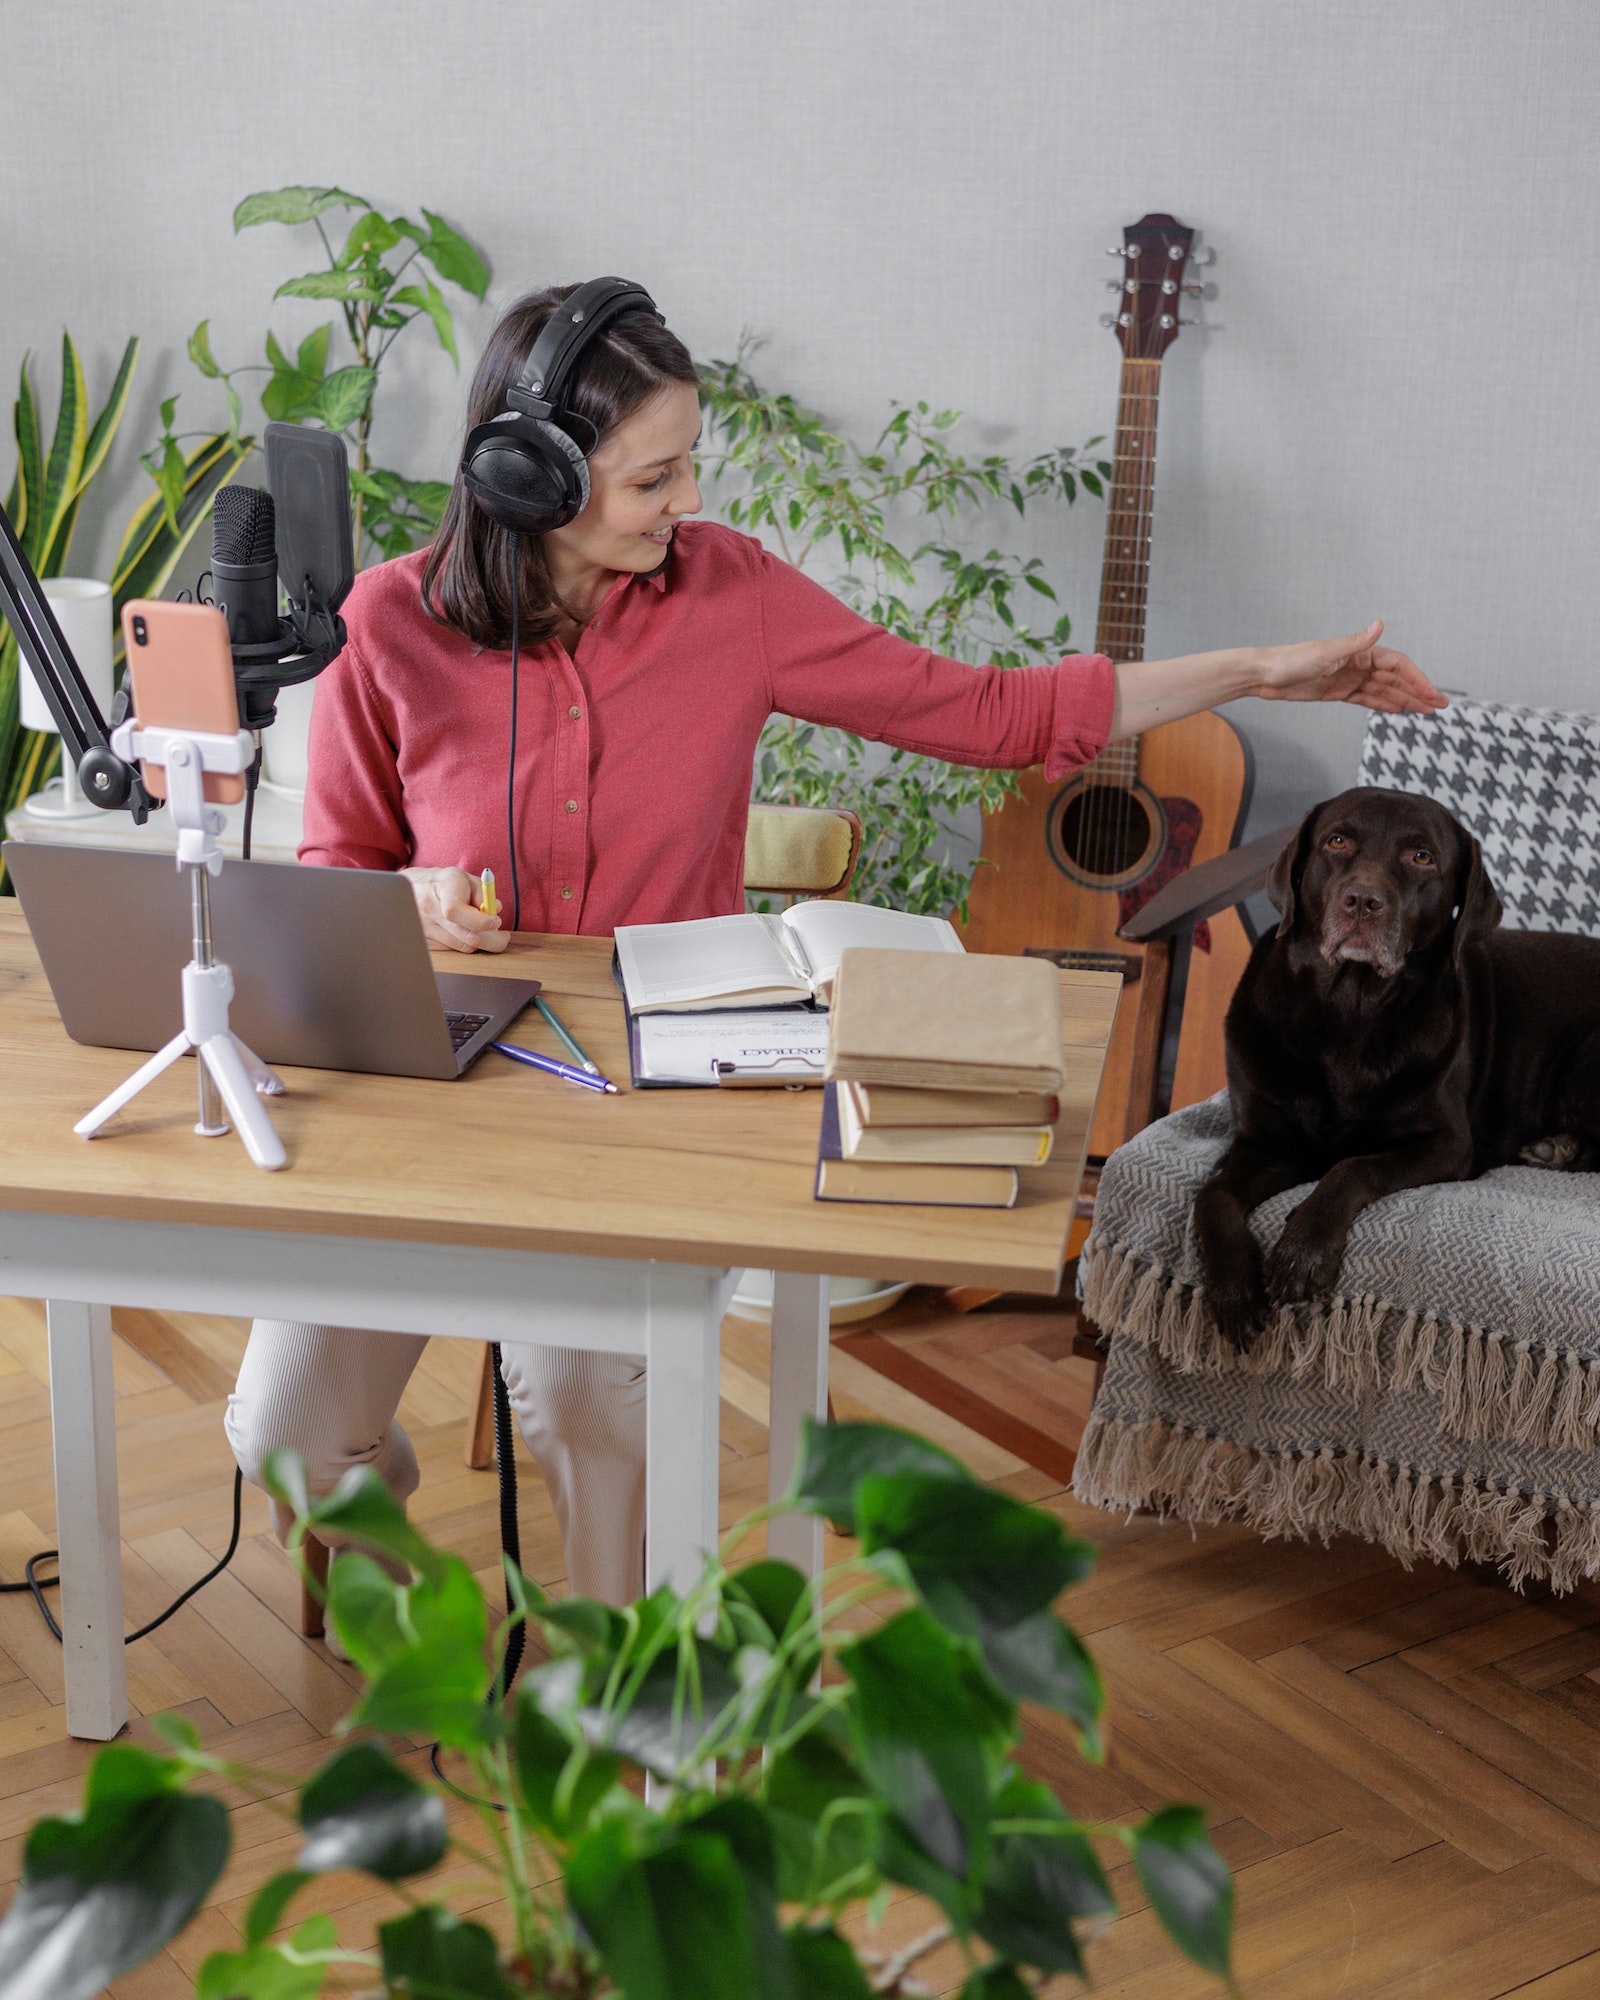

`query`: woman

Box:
[225,284,1443,1612]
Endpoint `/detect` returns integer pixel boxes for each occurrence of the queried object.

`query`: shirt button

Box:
[560,886,573,900]
[568,705,582,720]
[565,798,579,813]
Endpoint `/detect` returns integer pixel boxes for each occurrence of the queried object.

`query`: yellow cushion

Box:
[744,804,858,894]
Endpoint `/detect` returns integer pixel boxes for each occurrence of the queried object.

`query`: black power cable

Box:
[242,737,262,861]
[0,1468,244,1645]
[491,1342,526,1693]
[427,1346,524,1807]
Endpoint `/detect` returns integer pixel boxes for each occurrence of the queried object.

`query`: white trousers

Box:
[224,1321,648,1605]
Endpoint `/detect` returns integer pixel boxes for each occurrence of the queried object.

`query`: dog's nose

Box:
[1341,885,1388,919]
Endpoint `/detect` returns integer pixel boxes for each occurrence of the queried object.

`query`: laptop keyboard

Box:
[445,1010,493,1053]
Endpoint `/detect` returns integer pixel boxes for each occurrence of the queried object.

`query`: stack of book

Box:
[817,948,1065,1208]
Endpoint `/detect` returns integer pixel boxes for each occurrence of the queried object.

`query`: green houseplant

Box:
[0,331,250,829]
[182,185,490,566]
[0,1419,1235,1999]
[698,349,1110,918]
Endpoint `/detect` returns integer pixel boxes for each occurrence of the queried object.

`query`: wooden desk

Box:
[0,911,1116,1739]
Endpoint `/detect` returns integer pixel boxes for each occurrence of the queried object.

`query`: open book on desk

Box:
[614,899,963,1014]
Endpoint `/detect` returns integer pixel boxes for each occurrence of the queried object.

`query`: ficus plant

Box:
[698,346,1111,918]
[156,185,490,566]
[0,1419,1235,2000]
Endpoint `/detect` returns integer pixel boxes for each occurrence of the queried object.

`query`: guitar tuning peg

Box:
[1099,313,1118,328]
[1179,315,1202,326]
[1188,246,1217,268]
[1182,282,1206,296]
[1106,245,1128,256]
[1106,278,1124,291]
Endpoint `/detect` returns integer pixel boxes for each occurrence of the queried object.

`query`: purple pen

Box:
[492,1040,619,1093]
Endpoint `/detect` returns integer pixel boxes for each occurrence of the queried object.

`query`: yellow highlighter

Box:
[479,868,499,918]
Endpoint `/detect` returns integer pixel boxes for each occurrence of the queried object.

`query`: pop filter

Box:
[265,422,353,618]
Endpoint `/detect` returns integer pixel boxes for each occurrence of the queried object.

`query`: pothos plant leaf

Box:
[196,1913,341,2000]
[268,1454,446,1584]
[1132,1804,1235,1980]
[973,1774,1112,1977]
[297,1741,447,1880]
[763,1726,877,1906]
[566,1816,771,2000]
[838,1607,1000,1882]
[785,1922,875,1999]
[378,1905,518,2000]
[0,1744,229,2000]
[344,1555,494,1748]
[790,1414,967,1532]
[514,1687,620,1837]
[958,1966,1032,2000]
[976,1610,1106,1756]
[853,1469,1096,1635]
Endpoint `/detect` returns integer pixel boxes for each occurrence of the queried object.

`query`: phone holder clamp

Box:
[74,723,288,1171]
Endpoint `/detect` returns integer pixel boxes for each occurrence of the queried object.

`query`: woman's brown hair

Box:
[421,286,698,648]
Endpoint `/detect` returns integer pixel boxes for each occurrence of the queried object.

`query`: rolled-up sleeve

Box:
[755,545,1116,778]
[298,641,411,871]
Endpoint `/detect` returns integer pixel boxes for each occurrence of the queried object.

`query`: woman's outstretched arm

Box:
[1109,620,1445,740]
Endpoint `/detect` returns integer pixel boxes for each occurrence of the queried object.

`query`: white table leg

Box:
[645,1265,732,1598]
[766,1271,829,1577]
[47,1300,127,1740]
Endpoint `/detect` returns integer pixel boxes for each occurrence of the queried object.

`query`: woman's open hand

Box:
[401,866,508,953]
[1256,621,1446,714]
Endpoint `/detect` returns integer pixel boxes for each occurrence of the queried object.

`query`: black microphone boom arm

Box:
[0,501,151,819]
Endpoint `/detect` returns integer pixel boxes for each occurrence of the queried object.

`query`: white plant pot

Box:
[260,677,318,800]
[20,578,114,820]
[727,1269,911,1327]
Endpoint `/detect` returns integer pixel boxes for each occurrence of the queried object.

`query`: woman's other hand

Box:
[1256,621,1447,714]
[401,866,508,952]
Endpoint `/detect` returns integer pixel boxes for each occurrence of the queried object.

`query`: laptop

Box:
[4,842,540,1081]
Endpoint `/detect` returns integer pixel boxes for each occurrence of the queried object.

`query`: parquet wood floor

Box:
[1,1291,1598,1996]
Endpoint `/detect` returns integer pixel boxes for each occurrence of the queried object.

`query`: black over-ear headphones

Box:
[459,276,663,535]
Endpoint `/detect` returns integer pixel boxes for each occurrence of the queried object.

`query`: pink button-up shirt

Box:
[299,521,1117,934]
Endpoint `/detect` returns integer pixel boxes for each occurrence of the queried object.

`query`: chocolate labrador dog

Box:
[1195,784,1600,1349]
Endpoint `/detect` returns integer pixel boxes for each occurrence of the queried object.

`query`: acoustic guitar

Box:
[959,212,1254,1161]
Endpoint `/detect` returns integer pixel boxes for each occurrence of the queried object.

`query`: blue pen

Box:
[493,1040,619,1094]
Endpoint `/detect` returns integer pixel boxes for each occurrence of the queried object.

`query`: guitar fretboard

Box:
[1089,356,1162,786]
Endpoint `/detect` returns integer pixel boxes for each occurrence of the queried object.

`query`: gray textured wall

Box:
[5,0,1598,839]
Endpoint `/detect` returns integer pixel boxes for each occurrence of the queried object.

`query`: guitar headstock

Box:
[1102,212,1197,359]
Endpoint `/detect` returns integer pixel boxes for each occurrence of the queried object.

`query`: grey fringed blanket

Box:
[1072,1094,1600,1591]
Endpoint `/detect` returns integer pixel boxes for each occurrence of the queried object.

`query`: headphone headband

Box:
[506,276,662,422]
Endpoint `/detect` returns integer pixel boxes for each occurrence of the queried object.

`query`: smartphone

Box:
[121,600,245,805]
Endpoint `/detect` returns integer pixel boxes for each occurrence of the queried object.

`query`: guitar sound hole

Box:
[1055,786,1151,878]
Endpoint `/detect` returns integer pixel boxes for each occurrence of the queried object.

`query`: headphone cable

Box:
[507,539,523,932]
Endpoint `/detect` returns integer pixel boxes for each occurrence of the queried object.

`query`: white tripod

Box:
[75,725,288,1170]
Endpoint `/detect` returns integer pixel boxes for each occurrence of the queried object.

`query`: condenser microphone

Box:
[201,424,354,734]
[210,486,280,652]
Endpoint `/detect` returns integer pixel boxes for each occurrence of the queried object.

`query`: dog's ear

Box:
[1451,834,1502,966]
[1265,810,1319,938]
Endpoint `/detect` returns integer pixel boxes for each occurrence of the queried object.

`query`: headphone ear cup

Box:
[534,420,590,524]
[460,413,590,534]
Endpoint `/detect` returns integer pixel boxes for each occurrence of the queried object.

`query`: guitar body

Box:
[959,705,1250,1155]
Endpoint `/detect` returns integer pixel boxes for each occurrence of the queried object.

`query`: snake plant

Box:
[0,330,251,829]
